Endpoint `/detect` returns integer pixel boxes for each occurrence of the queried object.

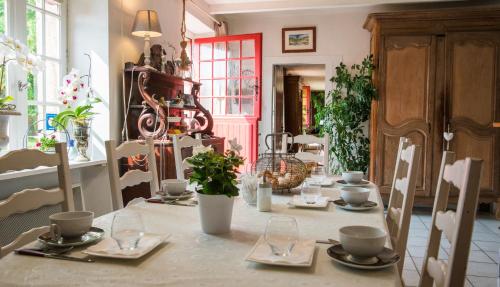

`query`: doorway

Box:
[273,64,326,136]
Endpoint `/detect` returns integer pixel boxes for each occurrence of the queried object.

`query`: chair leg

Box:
[495,199,500,220]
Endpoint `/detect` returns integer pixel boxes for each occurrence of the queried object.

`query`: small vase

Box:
[72,119,91,162]
[197,193,235,234]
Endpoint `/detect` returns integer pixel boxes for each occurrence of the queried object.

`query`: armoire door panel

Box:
[446,31,500,196]
[450,38,495,126]
[376,35,435,196]
[384,38,430,126]
[451,129,494,190]
[380,131,427,196]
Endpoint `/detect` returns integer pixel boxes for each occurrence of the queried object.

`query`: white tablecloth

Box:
[0,182,401,287]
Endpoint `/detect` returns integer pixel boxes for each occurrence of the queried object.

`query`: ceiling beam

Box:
[208,0,461,14]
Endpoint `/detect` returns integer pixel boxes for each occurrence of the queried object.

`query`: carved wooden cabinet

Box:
[365,9,500,217]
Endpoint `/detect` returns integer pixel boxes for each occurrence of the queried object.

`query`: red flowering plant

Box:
[36,133,57,152]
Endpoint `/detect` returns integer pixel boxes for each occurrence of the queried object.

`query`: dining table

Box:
[0,178,402,287]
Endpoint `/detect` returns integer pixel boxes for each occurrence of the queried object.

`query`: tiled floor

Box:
[401,208,499,287]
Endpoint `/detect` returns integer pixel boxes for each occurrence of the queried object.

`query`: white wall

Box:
[221,8,370,152]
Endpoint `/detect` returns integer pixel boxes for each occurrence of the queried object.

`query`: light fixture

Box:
[179,0,190,71]
[132,10,162,70]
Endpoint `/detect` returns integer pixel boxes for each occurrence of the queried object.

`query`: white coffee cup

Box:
[340,187,370,206]
[342,171,364,183]
[339,225,387,258]
[49,211,94,238]
[162,179,188,196]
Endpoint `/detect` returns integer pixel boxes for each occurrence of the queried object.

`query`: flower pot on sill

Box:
[197,193,235,234]
[0,110,21,149]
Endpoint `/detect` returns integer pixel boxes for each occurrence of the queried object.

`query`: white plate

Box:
[83,233,170,259]
[245,236,316,267]
[288,195,330,208]
[162,190,194,200]
[306,178,334,187]
[335,179,371,187]
[332,199,377,211]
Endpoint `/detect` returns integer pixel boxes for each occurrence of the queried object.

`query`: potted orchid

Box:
[0,34,43,149]
[54,66,100,161]
[187,139,244,234]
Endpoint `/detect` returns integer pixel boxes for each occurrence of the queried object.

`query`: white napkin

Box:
[247,236,315,265]
[85,234,168,256]
[291,195,329,206]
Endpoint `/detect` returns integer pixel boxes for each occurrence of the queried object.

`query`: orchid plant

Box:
[0,34,44,110]
[54,67,101,129]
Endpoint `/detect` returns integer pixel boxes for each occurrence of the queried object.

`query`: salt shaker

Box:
[257,177,272,212]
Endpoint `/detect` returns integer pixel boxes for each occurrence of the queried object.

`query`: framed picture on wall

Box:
[282,27,316,53]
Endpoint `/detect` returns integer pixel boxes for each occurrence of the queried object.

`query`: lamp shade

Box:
[131,10,162,38]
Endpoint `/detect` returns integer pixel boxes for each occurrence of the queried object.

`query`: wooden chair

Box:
[0,143,74,258]
[172,134,203,180]
[281,133,330,174]
[419,152,483,287]
[385,137,422,276]
[105,137,159,210]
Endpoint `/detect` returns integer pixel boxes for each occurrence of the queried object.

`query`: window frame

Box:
[5,0,67,150]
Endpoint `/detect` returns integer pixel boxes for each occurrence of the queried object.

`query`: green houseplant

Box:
[315,55,377,174]
[187,146,244,234]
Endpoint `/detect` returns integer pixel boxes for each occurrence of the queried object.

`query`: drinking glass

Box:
[264,216,299,257]
[301,181,322,204]
[111,209,145,251]
[309,166,326,184]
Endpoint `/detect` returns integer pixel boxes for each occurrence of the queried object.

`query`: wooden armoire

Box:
[364,8,500,217]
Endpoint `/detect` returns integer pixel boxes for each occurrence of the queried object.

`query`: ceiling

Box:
[202,0,461,14]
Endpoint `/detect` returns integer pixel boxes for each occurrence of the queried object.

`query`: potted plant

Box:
[187,146,244,234]
[54,66,100,161]
[0,34,43,149]
[314,55,377,174]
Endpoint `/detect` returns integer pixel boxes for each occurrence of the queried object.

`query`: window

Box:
[3,0,66,150]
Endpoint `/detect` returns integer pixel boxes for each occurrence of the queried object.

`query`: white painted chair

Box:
[105,137,159,210]
[0,143,75,258]
[385,137,422,276]
[172,134,202,180]
[419,152,483,287]
[282,133,330,174]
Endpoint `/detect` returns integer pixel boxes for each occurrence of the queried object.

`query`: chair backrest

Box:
[282,133,330,174]
[172,134,202,180]
[105,138,159,210]
[0,143,74,258]
[385,137,422,276]
[419,152,483,287]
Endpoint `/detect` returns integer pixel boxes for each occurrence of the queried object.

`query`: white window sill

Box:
[0,159,107,181]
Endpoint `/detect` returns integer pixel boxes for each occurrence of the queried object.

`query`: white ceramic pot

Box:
[197,193,235,234]
[0,110,21,149]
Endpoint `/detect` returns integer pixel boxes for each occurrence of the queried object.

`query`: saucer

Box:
[83,233,170,259]
[162,190,193,200]
[335,179,371,187]
[38,227,104,247]
[332,199,377,211]
[306,178,334,187]
[327,244,400,270]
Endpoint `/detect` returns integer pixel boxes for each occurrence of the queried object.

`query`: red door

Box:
[194,33,262,164]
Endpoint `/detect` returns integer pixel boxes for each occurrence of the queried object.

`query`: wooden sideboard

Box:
[121,66,224,205]
[364,8,500,218]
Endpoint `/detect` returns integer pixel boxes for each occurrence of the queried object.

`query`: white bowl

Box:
[339,226,387,258]
[162,179,188,195]
[49,211,94,237]
[340,187,370,206]
[342,171,364,183]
